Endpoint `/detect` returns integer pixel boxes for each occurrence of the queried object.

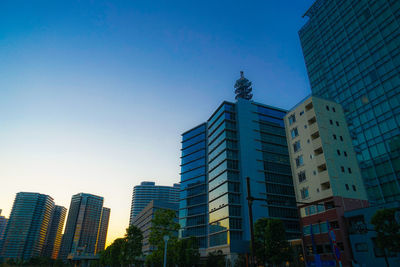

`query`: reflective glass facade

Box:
[179,99,300,255]
[179,124,208,248]
[256,106,300,239]
[299,0,400,203]
[1,192,55,261]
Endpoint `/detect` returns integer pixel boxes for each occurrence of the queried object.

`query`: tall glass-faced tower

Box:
[299,0,400,203]
[179,73,299,259]
[0,192,55,261]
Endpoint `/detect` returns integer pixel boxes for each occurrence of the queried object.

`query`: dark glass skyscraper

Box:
[58,193,107,260]
[179,74,299,259]
[42,205,67,259]
[179,123,208,249]
[129,182,180,224]
[95,207,110,254]
[299,0,400,203]
[0,192,54,261]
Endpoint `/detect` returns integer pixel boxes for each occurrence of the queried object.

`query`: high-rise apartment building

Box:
[0,210,8,252]
[42,205,67,259]
[131,200,178,255]
[58,193,108,260]
[129,181,179,224]
[96,207,110,254]
[179,73,300,259]
[284,96,369,266]
[299,0,400,203]
[0,192,54,261]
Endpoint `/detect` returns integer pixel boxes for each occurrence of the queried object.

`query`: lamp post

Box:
[163,235,170,267]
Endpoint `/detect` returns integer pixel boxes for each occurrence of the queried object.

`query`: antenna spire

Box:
[234,71,253,100]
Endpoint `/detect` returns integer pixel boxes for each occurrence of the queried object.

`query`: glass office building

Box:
[179,94,299,257]
[299,0,400,203]
[130,182,180,224]
[179,123,208,249]
[0,192,55,261]
[41,205,67,259]
[58,193,107,260]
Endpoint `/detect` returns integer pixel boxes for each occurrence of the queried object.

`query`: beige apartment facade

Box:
[284,96,368,267]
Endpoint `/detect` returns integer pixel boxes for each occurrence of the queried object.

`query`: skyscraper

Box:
[95,207,110,254]
[179,73,300,259]
[284,96,369,265]
[58,193,108,260]
[42,205,67,259]
[0,210,8,252]
[129,181,179,224]
[0,192,54,261]
[299,0,400,203]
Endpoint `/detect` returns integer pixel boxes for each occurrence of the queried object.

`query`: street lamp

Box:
[163,235,170,267]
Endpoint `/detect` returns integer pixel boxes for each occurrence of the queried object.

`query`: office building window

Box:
[336,121,339,126]
[333,134,337,140]
[337,150,341,156]
[332,107,336,112]
[340,136,343,141]
[326,105,330,111]
[345,184,349,190]
[344,151,347,157]
[330,120,333,125]
[352,185,357,191]
[288,114,296,125]
[341,166,345,172]
[291,128,299,139]
[348,168,352,174]
[300,111,304,116]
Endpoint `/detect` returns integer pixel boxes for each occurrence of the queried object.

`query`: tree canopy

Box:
[371,208,400,253]
[99,224,143,266]
[254,218,292,266]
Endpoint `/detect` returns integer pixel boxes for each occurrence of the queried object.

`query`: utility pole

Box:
[246,177,256,267]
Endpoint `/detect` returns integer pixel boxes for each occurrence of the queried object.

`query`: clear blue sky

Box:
[0,0,314,244]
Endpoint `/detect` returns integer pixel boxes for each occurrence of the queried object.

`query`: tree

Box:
[99,225,143,267]
[254,218,292,266]
[205,250,225,267]
[146,209,180,267]
[371,208,400,267]
[173,236,200,267]
[122,225,144,266]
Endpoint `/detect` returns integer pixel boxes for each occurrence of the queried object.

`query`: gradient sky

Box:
[0,0,314,245]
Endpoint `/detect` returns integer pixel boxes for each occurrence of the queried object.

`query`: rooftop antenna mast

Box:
[234,71,253,100]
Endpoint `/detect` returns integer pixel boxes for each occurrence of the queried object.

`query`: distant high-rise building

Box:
[129,182,179,224]
[131,200,178,255]
[58,193,107,260]
[42,205,67,259]
[0,210,8,252]
[179,72,300,259]
[284,96,369,266]
[0,192,54,261]
[95,207,110,254]
[299,0,400,203]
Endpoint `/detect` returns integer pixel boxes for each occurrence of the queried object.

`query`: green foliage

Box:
[146,209,180,267]
[173,237,200,267]
[254,218,292,266]
[146,209,199,267]
[205,250,225,267]
[371,208,400,253]
[99,224,143,266]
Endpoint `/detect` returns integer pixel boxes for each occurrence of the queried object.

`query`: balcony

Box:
[312,137,322,150]
[311,131,320,141]
[318,169,330,184]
